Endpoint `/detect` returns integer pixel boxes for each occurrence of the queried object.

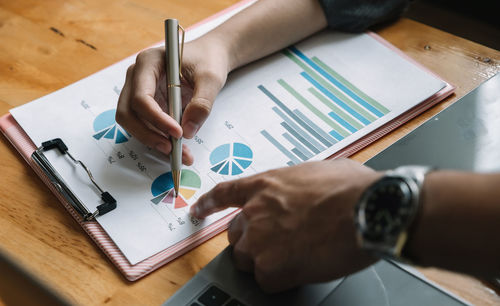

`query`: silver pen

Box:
[165,19,183,197]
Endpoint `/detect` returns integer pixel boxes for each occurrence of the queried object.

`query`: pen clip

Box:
[178,24,185,80]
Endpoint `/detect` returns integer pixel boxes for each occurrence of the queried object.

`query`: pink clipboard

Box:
[0,111,240,281]
[0,0,454,281]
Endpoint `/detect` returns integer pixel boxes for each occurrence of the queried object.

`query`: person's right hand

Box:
[116,36,231,165]
[190,158,381,292]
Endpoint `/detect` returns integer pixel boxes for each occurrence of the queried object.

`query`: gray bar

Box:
[261,130,301,164]
[273,107,326,153]
[287,161,295,167]
[289,110,333,147]
[292,148,308,161]
[293,109,338,145]
[272,106,331,148]
[260,85,332,147]
[281,122,320,154]
[283,132,313,159]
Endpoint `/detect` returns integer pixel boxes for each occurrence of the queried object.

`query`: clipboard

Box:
[0,113,240,281]
[0,0,254,282]
[0,0,455,281]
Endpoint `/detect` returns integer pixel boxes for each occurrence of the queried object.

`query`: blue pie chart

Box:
[92,109,130,144]
[209,143,253,176]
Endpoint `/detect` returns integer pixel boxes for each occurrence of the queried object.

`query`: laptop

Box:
[165,72,499,306]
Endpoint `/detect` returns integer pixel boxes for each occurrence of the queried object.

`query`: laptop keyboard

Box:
[191,284,246,306]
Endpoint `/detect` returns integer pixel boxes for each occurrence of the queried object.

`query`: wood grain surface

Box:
[0,0,499,305]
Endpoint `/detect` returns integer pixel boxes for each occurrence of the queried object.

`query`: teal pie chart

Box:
[92,109,130,144]
[209,143,253,176]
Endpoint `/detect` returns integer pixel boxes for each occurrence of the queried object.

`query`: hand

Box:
[116,36,230,164]
[190,159,383,292]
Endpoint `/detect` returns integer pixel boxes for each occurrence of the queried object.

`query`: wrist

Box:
[191,32,233,76]
[402,170,457,268]
[199,28,238,74]
[403,171,500,278]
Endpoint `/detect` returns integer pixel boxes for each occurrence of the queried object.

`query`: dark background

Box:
[404,0,500,50]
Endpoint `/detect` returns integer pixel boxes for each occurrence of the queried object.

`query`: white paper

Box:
[11,7,446,265]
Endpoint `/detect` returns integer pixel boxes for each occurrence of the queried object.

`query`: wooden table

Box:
[0,0,499,305]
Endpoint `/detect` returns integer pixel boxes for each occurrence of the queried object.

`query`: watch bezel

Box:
[354,175,421,256]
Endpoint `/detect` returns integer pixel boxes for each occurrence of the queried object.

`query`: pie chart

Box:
[209,143,253,176]
[150,169,202,209]
[93,109,130,144]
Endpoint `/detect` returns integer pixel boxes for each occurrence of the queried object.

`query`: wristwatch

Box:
[354,165,432,262]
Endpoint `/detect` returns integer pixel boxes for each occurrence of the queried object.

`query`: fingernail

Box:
[183,121,199,139]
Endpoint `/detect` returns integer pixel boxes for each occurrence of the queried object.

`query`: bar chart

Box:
[259,46,391,166]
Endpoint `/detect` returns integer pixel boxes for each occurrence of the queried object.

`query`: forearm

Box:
[191,0,410,78]
[202,0,327,72]
[407,171,500,278]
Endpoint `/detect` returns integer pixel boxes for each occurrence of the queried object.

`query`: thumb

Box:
[181,72,224,139]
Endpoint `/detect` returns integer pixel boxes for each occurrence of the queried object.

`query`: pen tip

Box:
[172,170,181,198]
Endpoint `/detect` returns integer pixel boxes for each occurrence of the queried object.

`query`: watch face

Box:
[357,177,415,242]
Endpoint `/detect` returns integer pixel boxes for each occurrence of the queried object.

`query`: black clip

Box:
[32,138,117,221]
[41,138,68,154]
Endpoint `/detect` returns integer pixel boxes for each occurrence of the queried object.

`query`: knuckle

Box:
[232,243,248,258]
[126,64,135,77]
[240,204,255,219]
[252,175,273,190]
[259,191,281,208]
[229,179,240,195]
[241,204,260,220]
[240,200,264,219]
[135,49,153,63]
[135,48,163,73]
[135,51,146,64]
[189,97,212,117]
[213,181,230,195]
[115,108,127,126]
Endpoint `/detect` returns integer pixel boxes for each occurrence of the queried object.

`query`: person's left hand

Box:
[190,158,383,292]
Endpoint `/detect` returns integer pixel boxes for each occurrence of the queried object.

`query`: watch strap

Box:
[386,165,432,189]
[386,165,433,261]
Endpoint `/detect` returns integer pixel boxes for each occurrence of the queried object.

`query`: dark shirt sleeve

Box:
[318,0,411,32]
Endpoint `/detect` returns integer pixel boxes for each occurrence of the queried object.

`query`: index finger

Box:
[132,48,183,139]
[190,177,254,219]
